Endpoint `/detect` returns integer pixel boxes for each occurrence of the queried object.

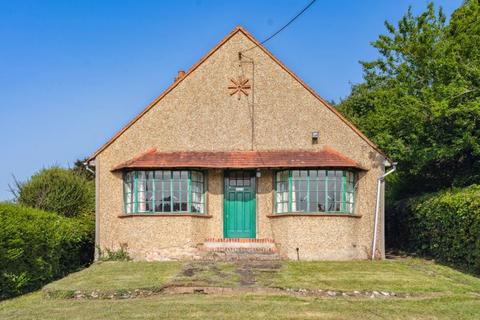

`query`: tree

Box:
[13,167,94,218]
[338,1,480,199]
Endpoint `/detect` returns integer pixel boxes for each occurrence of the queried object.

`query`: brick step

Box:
[205,247,278,253]
[198,250,282,261]
[199,238,281,261]
[205,238,275,243]
[202,238,277,253]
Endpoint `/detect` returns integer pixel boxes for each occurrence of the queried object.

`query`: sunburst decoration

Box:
[228,76,251,100]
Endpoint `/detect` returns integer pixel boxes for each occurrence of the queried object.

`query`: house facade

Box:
[87,26,390,261]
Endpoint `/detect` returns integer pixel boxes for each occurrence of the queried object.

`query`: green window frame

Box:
[123,170,206,214]
[274,169,357,214]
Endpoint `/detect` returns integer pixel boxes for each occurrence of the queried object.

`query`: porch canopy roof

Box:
[111,148,366,171]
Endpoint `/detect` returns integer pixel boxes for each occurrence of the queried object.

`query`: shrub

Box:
[97,244,131,262]
[389,185,480,273]
[0,203,93,299]
[14,167,94,218]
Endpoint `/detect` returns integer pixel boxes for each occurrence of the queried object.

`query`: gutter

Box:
[371,161,397,261]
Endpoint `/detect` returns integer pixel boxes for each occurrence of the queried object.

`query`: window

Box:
[275,169,356,214]
[123,170,205,214]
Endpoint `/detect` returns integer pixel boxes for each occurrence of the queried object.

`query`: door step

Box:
[199,238,281,261]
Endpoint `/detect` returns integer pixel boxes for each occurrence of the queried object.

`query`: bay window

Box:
[275,169,356,214]
[123,170,205,214]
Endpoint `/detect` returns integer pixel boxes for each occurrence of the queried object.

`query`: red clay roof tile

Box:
[111,147,366,171]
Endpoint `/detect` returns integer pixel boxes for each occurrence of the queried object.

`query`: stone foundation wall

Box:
[99,216,209,261]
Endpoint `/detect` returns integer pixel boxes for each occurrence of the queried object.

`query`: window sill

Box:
[118,213,212,218]
[267,213,361,218]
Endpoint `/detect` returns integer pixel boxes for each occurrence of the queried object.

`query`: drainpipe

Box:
[84,160,100,261]
[83,162,96,176]
[371,161,397,261]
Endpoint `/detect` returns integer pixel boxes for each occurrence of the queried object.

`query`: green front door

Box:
[224,171,256,238]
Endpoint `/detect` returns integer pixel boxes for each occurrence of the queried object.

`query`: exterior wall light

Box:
[311,131,319,144]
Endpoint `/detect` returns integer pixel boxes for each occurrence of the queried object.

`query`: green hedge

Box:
[389,185,480,273]
[0,203,93,299]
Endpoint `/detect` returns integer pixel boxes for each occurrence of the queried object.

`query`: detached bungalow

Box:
[87,26,392,261]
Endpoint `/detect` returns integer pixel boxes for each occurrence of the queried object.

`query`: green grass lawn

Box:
[2,292,479,320]
[1,258,479,320]
[44,261,182,291]
[259,259,480,294]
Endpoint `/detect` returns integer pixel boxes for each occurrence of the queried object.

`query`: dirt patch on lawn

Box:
[182,266,200,277]
[234,261,282,286]
[236,267,255,285]
[173,261,240,287]
[173,261,282,288]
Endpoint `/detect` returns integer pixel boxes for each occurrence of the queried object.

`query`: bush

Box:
[389,185,480,273]
[14,167,94,218]
[0,203,93,299]
[97,244,131,262]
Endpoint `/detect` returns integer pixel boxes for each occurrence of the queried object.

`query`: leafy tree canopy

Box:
[338,0,480,198]
[12,167,94,218]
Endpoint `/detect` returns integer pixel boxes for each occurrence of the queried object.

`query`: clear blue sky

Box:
[0,0,462,201]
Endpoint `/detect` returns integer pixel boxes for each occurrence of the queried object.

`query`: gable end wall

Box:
[94,31,386,260]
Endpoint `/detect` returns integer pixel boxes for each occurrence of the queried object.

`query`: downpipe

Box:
[84,161,99,260]
[371,162,397,261]
[83,161,96,176]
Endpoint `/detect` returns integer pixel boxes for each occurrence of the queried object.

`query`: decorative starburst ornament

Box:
[228,76,251,100]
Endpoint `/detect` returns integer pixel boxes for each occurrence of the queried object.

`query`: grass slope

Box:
[259,259,480,294]
[1,258,479,320]
[44,261,182,291]
[1,292,479,320]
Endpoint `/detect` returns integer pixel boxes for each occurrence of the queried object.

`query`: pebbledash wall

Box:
[92,27,387,261]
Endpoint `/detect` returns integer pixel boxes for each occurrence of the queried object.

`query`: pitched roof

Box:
[111,148,366,171]
[88,26,387,162]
